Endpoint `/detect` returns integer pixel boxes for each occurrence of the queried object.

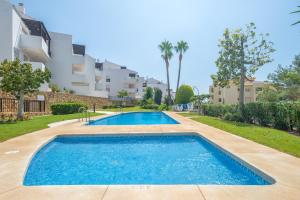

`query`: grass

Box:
[0,112,102,142]
[180,113,300,158]
[99,106,152,112]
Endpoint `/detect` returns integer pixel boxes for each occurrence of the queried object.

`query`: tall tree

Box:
[291,5,300,26]
[143,87,153,100]
[212,23,275,113]
[154,88,162,105]
[174,41,189,94]
[159,40,173,105]
[268,53,300,101]
[0,59,51,120]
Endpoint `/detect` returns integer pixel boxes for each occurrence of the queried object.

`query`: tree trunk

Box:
[17,91,24,120]
[239,37,245,115]
[176,53,182,94]
[165,59,171,106]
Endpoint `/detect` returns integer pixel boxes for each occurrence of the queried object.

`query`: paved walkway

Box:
[0,112,300,200]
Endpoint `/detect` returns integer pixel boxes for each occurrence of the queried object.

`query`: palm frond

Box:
[292,20,300,26]
[291,10,300,14]
[291,5,300,26]
[174,40,189,54]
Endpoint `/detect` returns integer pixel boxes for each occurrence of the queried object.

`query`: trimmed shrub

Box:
[175,85,194,104]
[200,101,300,133]
[154,88,162,105]
[158,103,168,111]
[50,103,87,115]
[141,104,159,110]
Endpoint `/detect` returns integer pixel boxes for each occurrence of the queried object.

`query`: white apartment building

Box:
[0,1,50,92]
[94,60,139,99]
[0,1,170,99]
[136,77,170,100]
[209,79,271,104]
[49,32,107,97]
[0,1,110,97]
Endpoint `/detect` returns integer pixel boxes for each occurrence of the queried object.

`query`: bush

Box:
[158,103,168,111]
[200,101,300,133]
[49,83,60,93]
[175,85,194,104]
[50,103,87,115]
[141,104,159,110]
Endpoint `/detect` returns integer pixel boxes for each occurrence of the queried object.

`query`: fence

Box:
[0,98,46,113]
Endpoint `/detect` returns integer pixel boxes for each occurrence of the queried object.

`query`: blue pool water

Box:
[24,133,273,185]
[88,112,179,125]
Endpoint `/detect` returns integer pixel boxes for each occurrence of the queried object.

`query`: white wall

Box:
[98,61,138,98]
[0,1,14,61]
[48,32,108,97]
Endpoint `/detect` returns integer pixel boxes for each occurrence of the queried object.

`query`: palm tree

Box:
[159,40,173,105]
[291,5,300,26]
[174,41,189,94]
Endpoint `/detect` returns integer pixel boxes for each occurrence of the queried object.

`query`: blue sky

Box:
[12,0,300,93]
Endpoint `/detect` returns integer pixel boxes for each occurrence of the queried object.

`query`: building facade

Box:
[0,1,170,99]
[136,77,171,100]
[94,60,139,99]
[0,1,51,92]
[209,79,270,104]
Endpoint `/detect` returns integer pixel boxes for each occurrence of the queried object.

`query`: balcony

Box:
[125,77,138,84]
[95,83,104,91]
[95,69,103,77]
[71,73,89,84]
[72,54,85,65]
[19,34,49,62]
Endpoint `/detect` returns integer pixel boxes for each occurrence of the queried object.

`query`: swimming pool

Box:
[24,133,273,185]
[88,112,179,125]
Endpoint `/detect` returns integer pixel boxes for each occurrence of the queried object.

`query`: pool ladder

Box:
[78,107,91,122]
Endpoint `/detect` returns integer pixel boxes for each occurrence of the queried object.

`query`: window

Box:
[218,91,221,95]
[211,95,214,100]
[121,66,127,69]
[218,98,222,102]
[142,82,147,87]
[129,73,136,78]
[237,88,240,92]
[210,88,214,92]
[245,88,251,92]
[106,78,110,82]
[95,63,103,71]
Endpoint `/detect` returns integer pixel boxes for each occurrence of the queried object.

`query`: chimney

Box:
[16,3,25,15]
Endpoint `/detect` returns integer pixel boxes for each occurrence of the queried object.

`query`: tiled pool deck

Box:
[0,112,300,200]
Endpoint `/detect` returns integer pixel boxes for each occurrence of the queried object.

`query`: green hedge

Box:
[50,103,87,115]
[201,102,300,132]
[141,104,159,110]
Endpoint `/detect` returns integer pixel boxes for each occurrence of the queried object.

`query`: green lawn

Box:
[0,112,102,142]
[99,106,152,112]
[180,113,300,158]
